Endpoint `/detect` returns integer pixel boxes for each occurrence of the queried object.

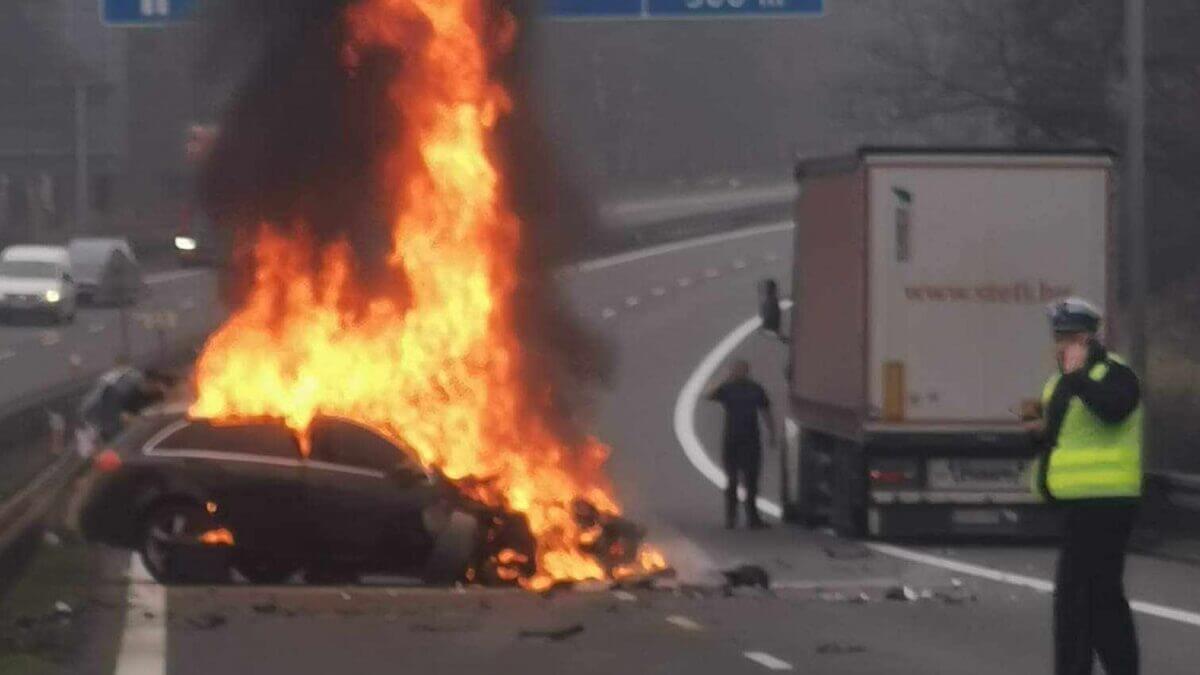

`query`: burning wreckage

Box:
[82,0,667,590]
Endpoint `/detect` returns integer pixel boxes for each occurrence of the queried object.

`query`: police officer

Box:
[1030,298,1142,675]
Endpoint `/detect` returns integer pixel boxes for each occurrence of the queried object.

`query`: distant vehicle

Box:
[0,245,78,323]
[67,237,145,305]
[786,147,1115,538]
[79,413,537,585]
[174,210,229,267]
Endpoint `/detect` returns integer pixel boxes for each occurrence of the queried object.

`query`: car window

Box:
[309,418,420,474]
[0,261,59,279]
[154,420,300,460]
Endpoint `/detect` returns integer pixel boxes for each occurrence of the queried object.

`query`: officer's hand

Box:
[1062,343,1088,374]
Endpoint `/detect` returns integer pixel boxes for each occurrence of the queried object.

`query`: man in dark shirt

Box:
[706,360,777,529]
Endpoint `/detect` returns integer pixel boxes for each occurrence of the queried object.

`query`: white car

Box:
[0,245,78,323]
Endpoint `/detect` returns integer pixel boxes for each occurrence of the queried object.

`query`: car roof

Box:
[1,245,71,266]
[129,413,414,459]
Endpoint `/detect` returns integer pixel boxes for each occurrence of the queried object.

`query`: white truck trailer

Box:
[787,148,1116,537]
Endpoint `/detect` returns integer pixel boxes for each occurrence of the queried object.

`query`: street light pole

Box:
[1125,0,1147,377]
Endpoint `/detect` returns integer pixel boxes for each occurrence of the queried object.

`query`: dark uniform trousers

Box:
[1055,500,1139,675]
[723,445,762,525]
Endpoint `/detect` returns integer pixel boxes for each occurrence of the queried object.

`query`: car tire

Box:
[139,501,231,585]
[235,554,299,585]
[423,511,480,586]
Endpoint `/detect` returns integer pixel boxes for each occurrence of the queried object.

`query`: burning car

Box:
[79,412,540,585]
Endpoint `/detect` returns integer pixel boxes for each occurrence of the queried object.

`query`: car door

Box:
[149,421,309,555]
[304,418,437,570]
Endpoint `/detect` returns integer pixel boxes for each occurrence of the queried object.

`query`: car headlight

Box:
[45,289,61,303]
[174,236,198,251]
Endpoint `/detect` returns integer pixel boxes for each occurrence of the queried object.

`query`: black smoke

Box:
[198,0,612,439]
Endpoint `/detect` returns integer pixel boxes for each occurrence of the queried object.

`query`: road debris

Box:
[185,613,228,630]
[721,565,771,592]
[518,623,585,642]
[252,601,279,615]
[885,585,920,602]
[53,601,73,617]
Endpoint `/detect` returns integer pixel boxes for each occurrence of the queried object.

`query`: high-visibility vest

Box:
[1034,355,1143,500]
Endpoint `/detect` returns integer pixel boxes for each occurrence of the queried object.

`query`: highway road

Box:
[15,223,1200,674]
[0,269,221,408]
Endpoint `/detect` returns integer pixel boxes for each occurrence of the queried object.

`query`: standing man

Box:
[707,359,777,529]
[1029,298,1142,675]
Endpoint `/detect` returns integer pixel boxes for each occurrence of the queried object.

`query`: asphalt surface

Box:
[22,223,1200,673]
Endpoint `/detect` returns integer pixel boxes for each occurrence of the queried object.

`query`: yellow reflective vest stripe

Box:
[1032,355,1143,500]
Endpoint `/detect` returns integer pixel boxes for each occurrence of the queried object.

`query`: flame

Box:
[199,528,236,547]
[191,0,662,588]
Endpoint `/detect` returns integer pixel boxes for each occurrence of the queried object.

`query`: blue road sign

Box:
[648,0,823,18]
[102,0,198,26]
[544,0,824,19]
[545,0,646,18]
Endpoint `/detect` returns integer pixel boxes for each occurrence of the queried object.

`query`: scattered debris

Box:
[186,613,228,630]
[53,601,73,617]
[816,642,868,655]
[721,565,771,591]
[339,591,352,601]
[613,590,638,603]
[252,601,279,615]
[518,623,585,642]
[884,585,920,602]
[42,531,63,547]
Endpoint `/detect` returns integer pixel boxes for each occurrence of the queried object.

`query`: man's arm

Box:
[758,385,777,446]
[1060,361,1141,424]
[705,381,727,402]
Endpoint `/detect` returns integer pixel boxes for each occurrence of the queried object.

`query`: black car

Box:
[79,412,535,585]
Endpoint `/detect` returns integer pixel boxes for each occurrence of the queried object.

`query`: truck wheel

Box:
[423,511,480,586]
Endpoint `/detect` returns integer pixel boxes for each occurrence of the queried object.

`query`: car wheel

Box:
[235,554,299,585]
[304,563,360,586]
[139,501,231,585]
[423,511,480,586]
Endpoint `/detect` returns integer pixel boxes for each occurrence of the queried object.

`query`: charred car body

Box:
[79,413,539,585]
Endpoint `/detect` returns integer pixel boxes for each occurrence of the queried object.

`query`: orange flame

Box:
[191,0,662,588]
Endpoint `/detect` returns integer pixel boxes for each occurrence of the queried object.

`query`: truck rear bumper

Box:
[866,504,1060,539]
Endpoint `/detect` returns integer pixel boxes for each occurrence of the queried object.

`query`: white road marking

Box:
[732,259,747,270]
[88,323,105,334]
[0,349,14,361]
[601,308,618,320]
[613,590,638,602]
[764,252,780,262]
[115,556,166,675]
[40,331,61,347]
[625,296,641,308]
[703,268,720,279]
[651,286,667,297]
[666,615,703,631]
[743,651,794,671]
[145,269,209,285]
[677,277,693,288]
[572,221,793,273]
[675,306,1200,630]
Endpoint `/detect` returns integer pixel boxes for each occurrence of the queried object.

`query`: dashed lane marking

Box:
[675,304,1200,630]
[601,308,618,320]
[743,651,794,671]
[651,287,667,297]
[666,615,704,631]
[732,258,747,269]
[677,277,693,288]
[703,268,720,279]
[625,296,640,307]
